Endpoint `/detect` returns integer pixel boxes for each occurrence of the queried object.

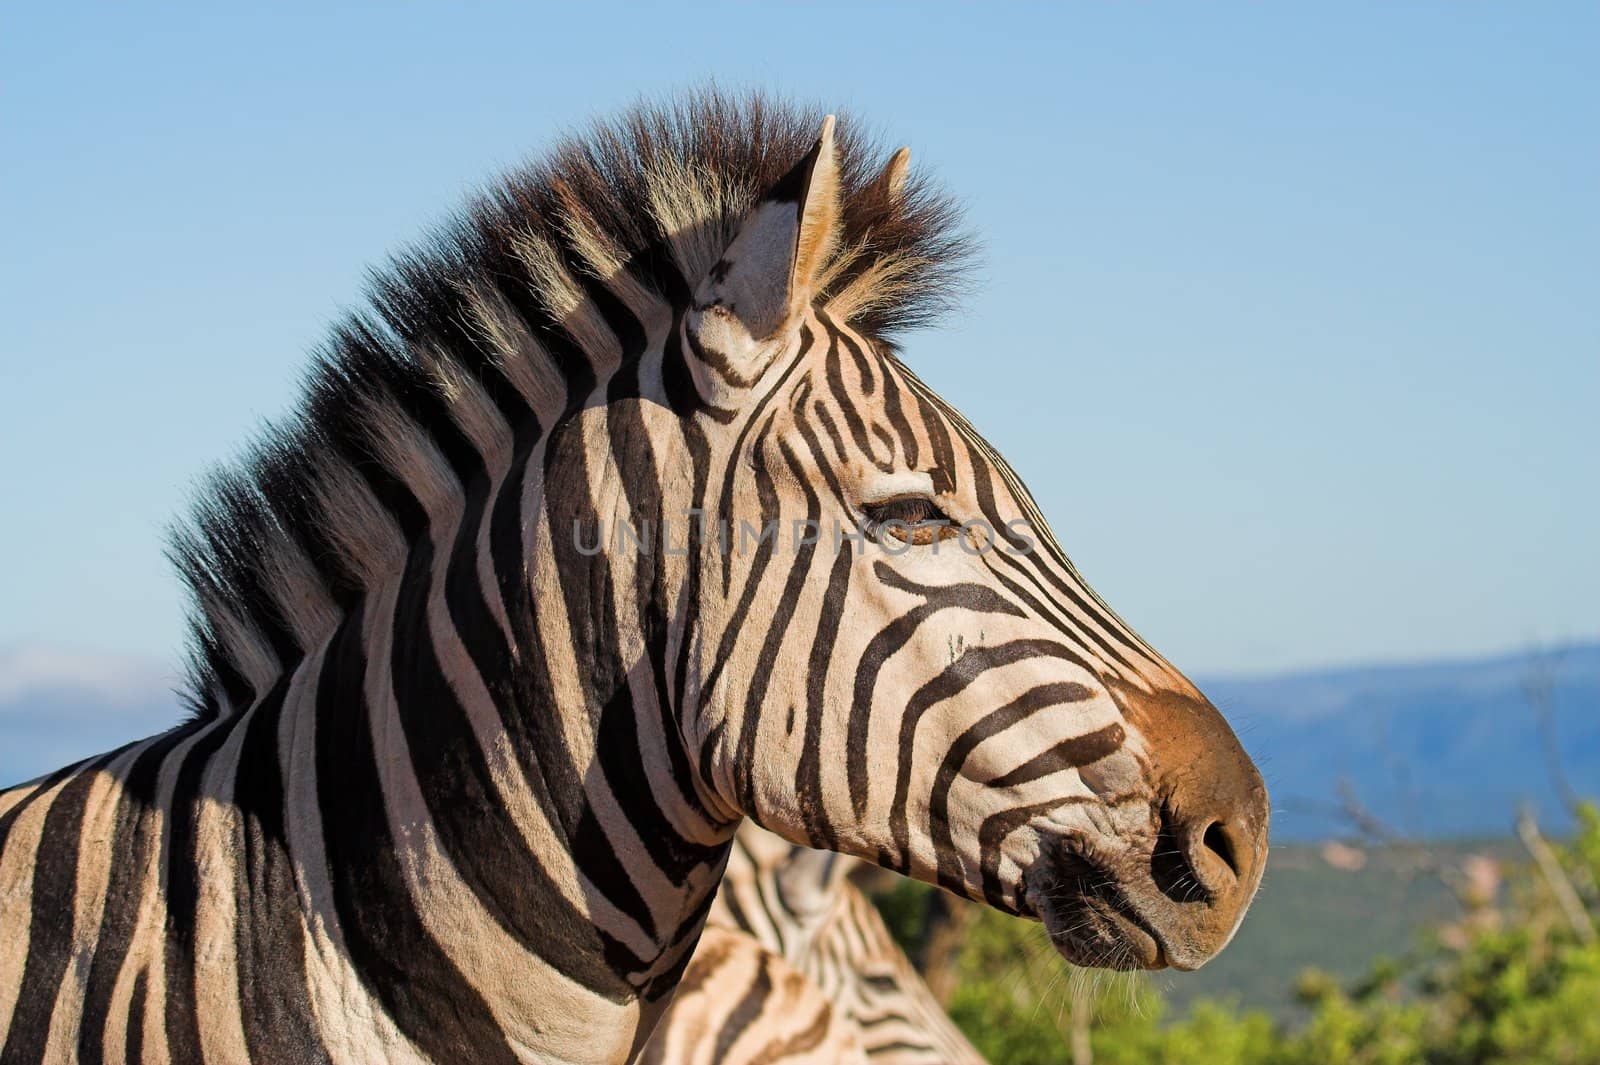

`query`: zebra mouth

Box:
[1025,840,1174,971]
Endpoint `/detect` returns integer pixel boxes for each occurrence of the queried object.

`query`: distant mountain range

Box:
[3,641,1595,840]
[1200,642,1599,840]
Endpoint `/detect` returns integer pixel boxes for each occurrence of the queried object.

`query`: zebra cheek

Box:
[1078,749,1144,801]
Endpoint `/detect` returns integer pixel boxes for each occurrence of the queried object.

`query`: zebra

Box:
[642,825,984,1064]
[634,926,868,1065]
[806,877,982,1064]
[0,90,1269,1064]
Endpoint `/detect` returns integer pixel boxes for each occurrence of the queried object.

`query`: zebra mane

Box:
[168,87,974,718]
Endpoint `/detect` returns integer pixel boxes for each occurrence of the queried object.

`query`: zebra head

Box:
[681,117,1267,972]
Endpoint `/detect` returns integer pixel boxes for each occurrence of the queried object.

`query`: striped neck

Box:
[247,320,747,1063]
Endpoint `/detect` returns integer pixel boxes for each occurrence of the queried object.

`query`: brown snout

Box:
[1135,686,1269,968]
[1033,683,1269,972]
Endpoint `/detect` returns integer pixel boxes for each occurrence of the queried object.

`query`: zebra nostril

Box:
[1200,820,1240,880]
[1149,804,1195,904]
[1153,804,1250,903]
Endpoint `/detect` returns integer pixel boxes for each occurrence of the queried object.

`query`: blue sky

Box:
[2,2,1595,680]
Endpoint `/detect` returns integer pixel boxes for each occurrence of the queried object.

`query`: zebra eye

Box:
[862,496,957,545]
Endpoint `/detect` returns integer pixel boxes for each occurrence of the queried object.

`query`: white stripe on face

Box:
[859,471,937,504]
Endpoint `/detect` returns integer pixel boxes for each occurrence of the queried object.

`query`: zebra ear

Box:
[688,116,840,369]
[872,146,911,203]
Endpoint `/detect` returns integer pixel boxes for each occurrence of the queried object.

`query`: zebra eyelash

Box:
[861,495,958,545]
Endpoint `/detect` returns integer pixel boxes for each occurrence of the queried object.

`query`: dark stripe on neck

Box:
[731,438,825,815]
[230,681,331,1064]
[792,481,856,853]
[77,727,196,1065]
[162,718,238,1063]
[312,603,521,1064]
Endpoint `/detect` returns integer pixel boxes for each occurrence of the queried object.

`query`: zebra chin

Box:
[1022,837,1187,972]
